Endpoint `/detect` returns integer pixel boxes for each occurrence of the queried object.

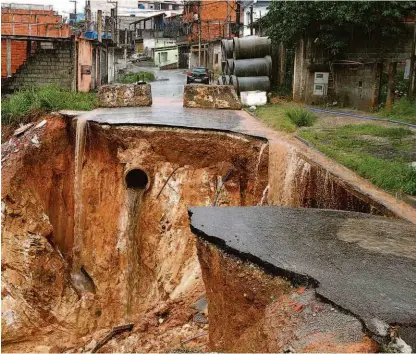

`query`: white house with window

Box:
[241,0,271,37]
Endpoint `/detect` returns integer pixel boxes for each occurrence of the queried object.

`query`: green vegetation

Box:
[254,104,316,133]
[299,124,416,195]
[118,71,155,84]
[284,107,317,127]
[377,99,416,125]
[254,104,297,133]
[261,2,415,55]
[1,85,97,125]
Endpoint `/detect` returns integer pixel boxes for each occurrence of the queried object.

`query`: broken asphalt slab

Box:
[189,206,416,342]
[75,106,266,139]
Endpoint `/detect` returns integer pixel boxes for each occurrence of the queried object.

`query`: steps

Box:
[3,44,74,94]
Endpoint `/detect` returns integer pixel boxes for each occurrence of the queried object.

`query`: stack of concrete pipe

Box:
[218,36,272,94]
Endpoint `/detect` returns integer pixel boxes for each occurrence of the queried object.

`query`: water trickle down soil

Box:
[73,117,87,268]
[125,187,145,317]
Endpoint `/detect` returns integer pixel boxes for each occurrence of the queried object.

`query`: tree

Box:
[261,1,416,56]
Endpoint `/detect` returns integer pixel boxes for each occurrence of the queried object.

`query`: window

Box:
[215,53,219,64]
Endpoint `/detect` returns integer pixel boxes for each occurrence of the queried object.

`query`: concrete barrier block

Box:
[98,83,152,107]
[240,91,268,106]
[183,84,242,110]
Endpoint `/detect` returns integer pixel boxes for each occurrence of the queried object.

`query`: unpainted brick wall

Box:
[4,41,75,92]
[1,7,72,79]
[1,40,30,77]
[183,0,239,41]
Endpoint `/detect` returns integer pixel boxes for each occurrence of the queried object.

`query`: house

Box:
[1,2,117,93]
[241,0,271,37]
[292,20,416,111]
[131,12,181,68]
[179,0,242,71]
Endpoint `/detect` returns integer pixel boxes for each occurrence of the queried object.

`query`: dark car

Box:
[186,67,210,84]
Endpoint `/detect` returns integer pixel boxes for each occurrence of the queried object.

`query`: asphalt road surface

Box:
[132,66,186,99]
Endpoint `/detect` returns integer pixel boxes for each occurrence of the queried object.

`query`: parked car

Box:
[130,53,151,63]
[186,67,210,84]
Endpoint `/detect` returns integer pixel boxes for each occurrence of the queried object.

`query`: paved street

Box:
[132,65,186,99]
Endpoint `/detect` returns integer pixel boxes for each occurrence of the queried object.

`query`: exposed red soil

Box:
[197,240,378,353]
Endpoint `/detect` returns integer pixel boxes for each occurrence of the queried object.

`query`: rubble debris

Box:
[31,135,40,145]
[91,324,134,353]
[181,332,208,345]
[35,120,47,129]
[13,123,34,136]
[193,313,208,324]
[192,295,207,314]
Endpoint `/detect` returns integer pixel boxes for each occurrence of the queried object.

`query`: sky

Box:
[2,0,81,17]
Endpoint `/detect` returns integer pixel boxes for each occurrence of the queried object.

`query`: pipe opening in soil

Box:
[125,168,149,190]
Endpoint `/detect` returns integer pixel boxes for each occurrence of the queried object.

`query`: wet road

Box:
[190,206,416,337]
[132,65,186,99]
[82,65,267,138]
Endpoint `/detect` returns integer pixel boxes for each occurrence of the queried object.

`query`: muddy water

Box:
[73,117,88,268]
[268,141,386,214]
[124,188,145,317]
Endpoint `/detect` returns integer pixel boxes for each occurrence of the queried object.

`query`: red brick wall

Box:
[183,0,240,42]
[1,40,28,77]
[1,8,72,78]
[1,8,55,15]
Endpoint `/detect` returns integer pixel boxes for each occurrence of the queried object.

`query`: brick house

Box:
[1,5,72,79]
[1,3,119,93]
[178,0,242,71]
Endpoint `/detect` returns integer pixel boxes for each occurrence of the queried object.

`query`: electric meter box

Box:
[313,84,328,96]
[314,72,329,84]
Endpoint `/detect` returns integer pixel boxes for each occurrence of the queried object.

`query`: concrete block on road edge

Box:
[98,83,152,107]
[183,84,242,110]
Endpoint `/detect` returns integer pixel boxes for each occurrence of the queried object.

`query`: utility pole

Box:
[97,10,102,42]
[226,0,230,38]
[198,0,201,66]
[108,0,118,44]
[250,4,253,35]
[85,0,91,31]
[70,0,77,23]
[408,21,416,101]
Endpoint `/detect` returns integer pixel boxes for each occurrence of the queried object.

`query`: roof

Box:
[129,11,167,25]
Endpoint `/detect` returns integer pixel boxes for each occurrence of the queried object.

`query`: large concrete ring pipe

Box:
[233,56,272,77]
[221,39,234,59]
[236,76,271,93]
[233,36,271,60]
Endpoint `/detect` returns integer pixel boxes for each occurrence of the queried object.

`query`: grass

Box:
[1,85,98,125]
[284,106,317,127]
[377,98,416,125]
[254,103,316,133]
[118,71,155,84]
[299,124,416,196]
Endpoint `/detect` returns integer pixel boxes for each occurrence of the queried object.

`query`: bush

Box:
[118,71,155,84]
[284,107,317,127]
[1,86,98,125]
[377,99,416,125]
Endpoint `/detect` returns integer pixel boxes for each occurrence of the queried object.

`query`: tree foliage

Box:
[261,1,416,56]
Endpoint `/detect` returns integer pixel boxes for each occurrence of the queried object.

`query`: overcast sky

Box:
[2,0,81,16]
